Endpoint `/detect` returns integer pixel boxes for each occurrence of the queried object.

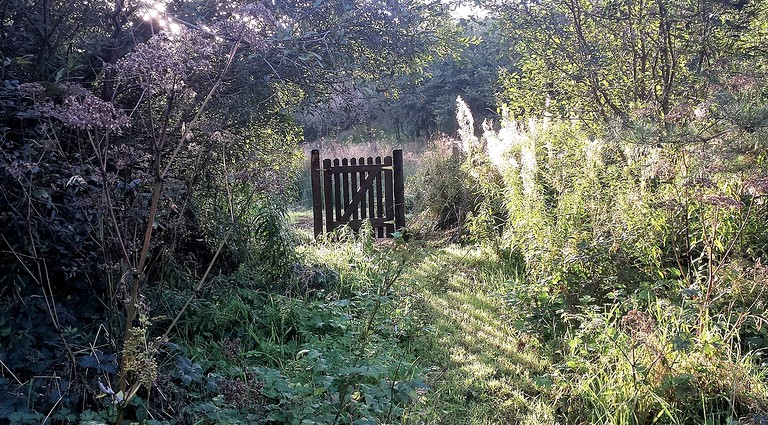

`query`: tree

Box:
[492,0,761,127]
[385,17,515,139]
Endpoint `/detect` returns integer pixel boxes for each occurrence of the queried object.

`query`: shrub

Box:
[407,136,470,235]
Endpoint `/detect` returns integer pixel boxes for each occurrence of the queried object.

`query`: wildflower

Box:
[682,177,717,190]
[745,176,768,195]
[16,82,45,99]
[37,83,130,132]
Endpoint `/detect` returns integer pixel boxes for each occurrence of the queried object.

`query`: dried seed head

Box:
[682,177,717,190]
[620,309,655,337]
[745,177,768,195]
[702,194,743,209]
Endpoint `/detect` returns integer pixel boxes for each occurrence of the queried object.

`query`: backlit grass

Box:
[398,246,553,424]
[291,218,768,424]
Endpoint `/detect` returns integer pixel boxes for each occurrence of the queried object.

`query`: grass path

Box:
[398,246,554,424]
[288,212,555,423]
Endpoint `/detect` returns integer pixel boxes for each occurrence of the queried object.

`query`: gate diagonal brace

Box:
[339,171,379,222]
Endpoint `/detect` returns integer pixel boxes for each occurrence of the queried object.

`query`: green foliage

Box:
[560,301,768,424]
[1,0,448,421]
[433,101,768,422]
[407,137,470,234]
[492,119,658,307]
[384,19,515,139]
[3,0,768,423]
[237,200,299,282]
[406,131,507,243]
[143,239,426,424]
[494,0,762,125]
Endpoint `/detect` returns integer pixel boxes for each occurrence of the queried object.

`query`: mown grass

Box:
[407,247,555,424]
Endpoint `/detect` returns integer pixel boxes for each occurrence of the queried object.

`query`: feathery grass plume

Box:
[456,96,478,153]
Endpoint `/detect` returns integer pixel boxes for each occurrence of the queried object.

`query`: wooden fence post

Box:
[311,149,323,238]
[393,149,406,232]
[323,158,334,234]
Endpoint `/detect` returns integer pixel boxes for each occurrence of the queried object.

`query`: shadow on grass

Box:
[401,246,553,424]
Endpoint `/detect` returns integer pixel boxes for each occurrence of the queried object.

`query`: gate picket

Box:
[322,158,333,233]
[350,158,359,221]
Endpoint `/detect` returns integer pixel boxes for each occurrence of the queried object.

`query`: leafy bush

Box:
[142,237,427,424]
[407,125,507,242]
[407,136,470,234]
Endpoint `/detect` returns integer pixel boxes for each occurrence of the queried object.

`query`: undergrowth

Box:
[402,98,768,424]
[4,95,768,424]
[139,231,428,424]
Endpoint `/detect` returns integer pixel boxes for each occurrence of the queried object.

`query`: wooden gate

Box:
[310,149,405,238]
